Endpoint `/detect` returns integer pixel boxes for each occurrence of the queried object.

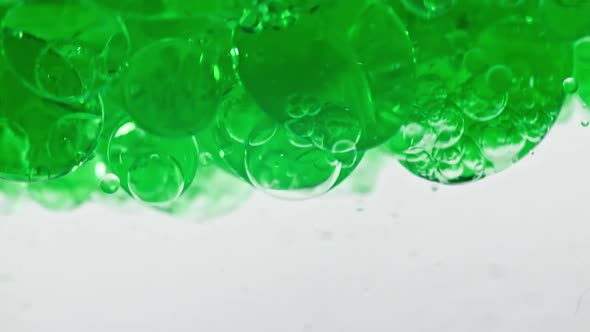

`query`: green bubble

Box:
[0,65,103,182]
[234,0,416,151]
[1,0,129,101]
[122,38,222,138]
[244,126,342,200]
[107,119,199,205]
[100,173,120,194]
[0,0,582,213]
[563,77,578,94]
[127,153,185,204]
[386,1,570,184]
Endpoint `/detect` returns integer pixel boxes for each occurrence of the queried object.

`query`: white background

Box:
[0,97,589,332]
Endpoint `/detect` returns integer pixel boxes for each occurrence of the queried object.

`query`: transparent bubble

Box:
[128,154,185,205]
[385,122,427,158]
[331,139,359,169]
[458,137,486,182]
[309,103,362,151]
[400,148,437,180]
[248,123,278,147]
[513,105,555,143]
[426,101,464,149]
[286,94,320,119]
[107,119,199,205]
[100,173,120,194]
[244,127,341,200]
[216,86,263,145]
[213,85,276,178]
[455,75,508,122]
[479,121,526,168]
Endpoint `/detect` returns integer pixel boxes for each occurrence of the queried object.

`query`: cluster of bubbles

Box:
[0,0,588,213]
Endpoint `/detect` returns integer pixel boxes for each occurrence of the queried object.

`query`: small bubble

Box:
[199,152,213,166]
[100,173,120,194]
[582,121,589,127]
[562,77,578,94]
[431,185,439,192]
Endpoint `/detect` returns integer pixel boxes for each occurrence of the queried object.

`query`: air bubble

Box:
[100,173,120,194]
[562,77,578,94]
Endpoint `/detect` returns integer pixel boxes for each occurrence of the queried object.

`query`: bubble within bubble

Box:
[244,127,342,200]
[123,38,222,138]
[100,173,120,194]
[479,121,526,169]
[128,154,185,205]
[1,1,128,101]
[107,119,199,205]
[455,74,508,122]
[235,1,415,150]
[562,77,578,94]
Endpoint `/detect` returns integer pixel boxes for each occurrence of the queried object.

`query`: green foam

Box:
[0,0,586,214]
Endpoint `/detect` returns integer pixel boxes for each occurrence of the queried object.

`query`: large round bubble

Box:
[234,0,416,151]
[107,119,199,205]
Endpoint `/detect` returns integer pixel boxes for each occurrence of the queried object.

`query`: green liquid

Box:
[0,0,586,213]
